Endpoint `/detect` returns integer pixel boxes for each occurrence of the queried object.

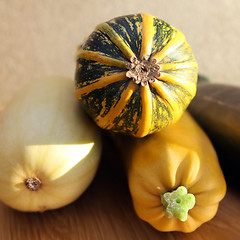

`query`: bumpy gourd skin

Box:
[124,112,226,233]
[75,13,198,137]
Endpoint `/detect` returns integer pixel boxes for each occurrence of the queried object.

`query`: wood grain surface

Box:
[0,131,239,240]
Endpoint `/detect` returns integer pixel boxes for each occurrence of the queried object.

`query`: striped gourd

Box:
[75,13,198,138]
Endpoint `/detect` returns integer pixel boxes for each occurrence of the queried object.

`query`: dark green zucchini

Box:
[188,82,240,187]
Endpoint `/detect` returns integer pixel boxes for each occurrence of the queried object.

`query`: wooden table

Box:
[0,131,239,240]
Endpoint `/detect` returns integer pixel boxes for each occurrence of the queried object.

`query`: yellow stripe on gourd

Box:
[76,50,126,68]
[140,13,154,57]
[151,30,186,63]
[160,61,198,72]
[96,23,136,60]
[135,84,153,138]
[156,72,196,97]
[150,80,181,121]
[96,81,136,129]
[75,72,126,98]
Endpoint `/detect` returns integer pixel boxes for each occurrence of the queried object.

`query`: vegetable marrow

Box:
[0,76,102,212]
[188,82,240,187]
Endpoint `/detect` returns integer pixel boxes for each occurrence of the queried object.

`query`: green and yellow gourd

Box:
[75,13,198,137]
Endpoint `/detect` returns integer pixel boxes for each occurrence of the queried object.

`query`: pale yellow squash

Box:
[0,76,101,212]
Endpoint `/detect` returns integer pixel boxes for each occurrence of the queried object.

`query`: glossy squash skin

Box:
[75,13,198,137]
[0,76,102,212]
[189,82,240,153]
[189,82,240,187]
[121,112,226,232]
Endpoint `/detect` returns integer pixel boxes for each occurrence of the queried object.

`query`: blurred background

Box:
[1,0,240,107]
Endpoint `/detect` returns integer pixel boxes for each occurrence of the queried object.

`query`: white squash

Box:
[0,76,102,212]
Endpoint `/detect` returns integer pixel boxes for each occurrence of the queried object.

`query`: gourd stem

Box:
[126,55,160,86]
[161,186,195,222]
[25,177,42,191]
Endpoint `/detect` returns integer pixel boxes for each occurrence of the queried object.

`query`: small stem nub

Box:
[25,177,42,191]
[126,55,160,86]
[161,186,195,222]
